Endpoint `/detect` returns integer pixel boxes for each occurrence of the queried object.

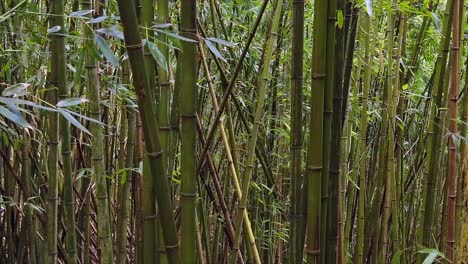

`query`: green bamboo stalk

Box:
[419,0,454,254]
[46,0,61,261]
[384,0,400,260]
[328,0,345,261]
[180,0,198,262]
[22,137,36,264]
[139,1,158,261]
[321,0,337,262]
[229,1,282,263]
[116,0,181,262]
[116,109,136,264]
[355,10,371,264]
[446,0,460,260]
[83,1,114,261]
[60,0,77,261]
[289,0,305,261]
[195,0,270,179]
[198,41,257,263]
[305,0,327,262]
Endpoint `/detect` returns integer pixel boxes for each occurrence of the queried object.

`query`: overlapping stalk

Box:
[116,0,181,262]
[229,1,283,263]
[83,0,113,261]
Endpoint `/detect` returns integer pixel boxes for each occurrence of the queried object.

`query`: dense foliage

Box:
[0,0,467,263]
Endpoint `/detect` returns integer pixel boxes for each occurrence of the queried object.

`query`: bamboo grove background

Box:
[0,0,467,263]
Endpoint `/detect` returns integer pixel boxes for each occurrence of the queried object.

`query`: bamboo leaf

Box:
[48,26,61,34]
[205,37,236,47]
[0,105,32,129]
[337,10,344,29]
[155,29,197,43]
[95,35,120,67]
[69,9,94,18]
[96,26,125,40]
[58,108,91,135]
[152,23,172,29]
[0,97,57,112]
[2,83,31,97]
[88,15,108,24]
[417,248,445,264]
[391,250,403,264]
[205,39,226,62]
[57,98,89,107]
[61,108,105,126]
[146,41,168,71]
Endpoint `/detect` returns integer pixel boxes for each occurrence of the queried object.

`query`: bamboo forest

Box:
[1,0,468,263]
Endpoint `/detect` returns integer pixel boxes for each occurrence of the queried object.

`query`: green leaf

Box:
[69,9,94,18]
[57,98,89,107]
[205,37,236,47]
[146,41,168,71]
[58,109,91,135]
[61,108,105,126]
[391,250,403,264]
[96,26,125,40]
[88,15,108,24]
[2,83,30,97]
[402,84,408,90]
[417,248,445,264]
[48,26,61,34]
[337,10,344,29]
[95,35,120,67]
[205,39,226,62]
[155,29,198,43]
[0,105,32,129]
[152,23,172,29]
[0,97,57,112]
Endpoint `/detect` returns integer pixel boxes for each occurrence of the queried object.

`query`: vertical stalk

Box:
[305,0,327,262]
[321,0,337,262]
[356,10,371,264]
[83,0,114,260]
[289,0,305,262]
[116,0,181,262]
[328,0,345,261]
[229,1,282,263]
[180,0,198,262]
[446,0,460,261]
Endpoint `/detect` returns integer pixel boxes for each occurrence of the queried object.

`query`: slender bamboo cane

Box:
[83,1,114,260]
[229,2,283,263]
[116,0,181,262]
[356,10,371,264]
[419,1,454,253]
[289,0,305,261]
[46,0,62,261]
[328,0,345,261]
[180,0,198,262]
[446,0,460,261]
[321,0,337,262]
[305,0,328,262]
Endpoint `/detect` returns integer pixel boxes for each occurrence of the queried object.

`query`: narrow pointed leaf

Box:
[205,39,226,62]
[69,9,94,18]
[205,37,236,46]
[2,83,30,97]
[95,35,120,67]
[58,108,91,135]
[0,105,32,129]
[57,98,89,107]
[146,41,168,71]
